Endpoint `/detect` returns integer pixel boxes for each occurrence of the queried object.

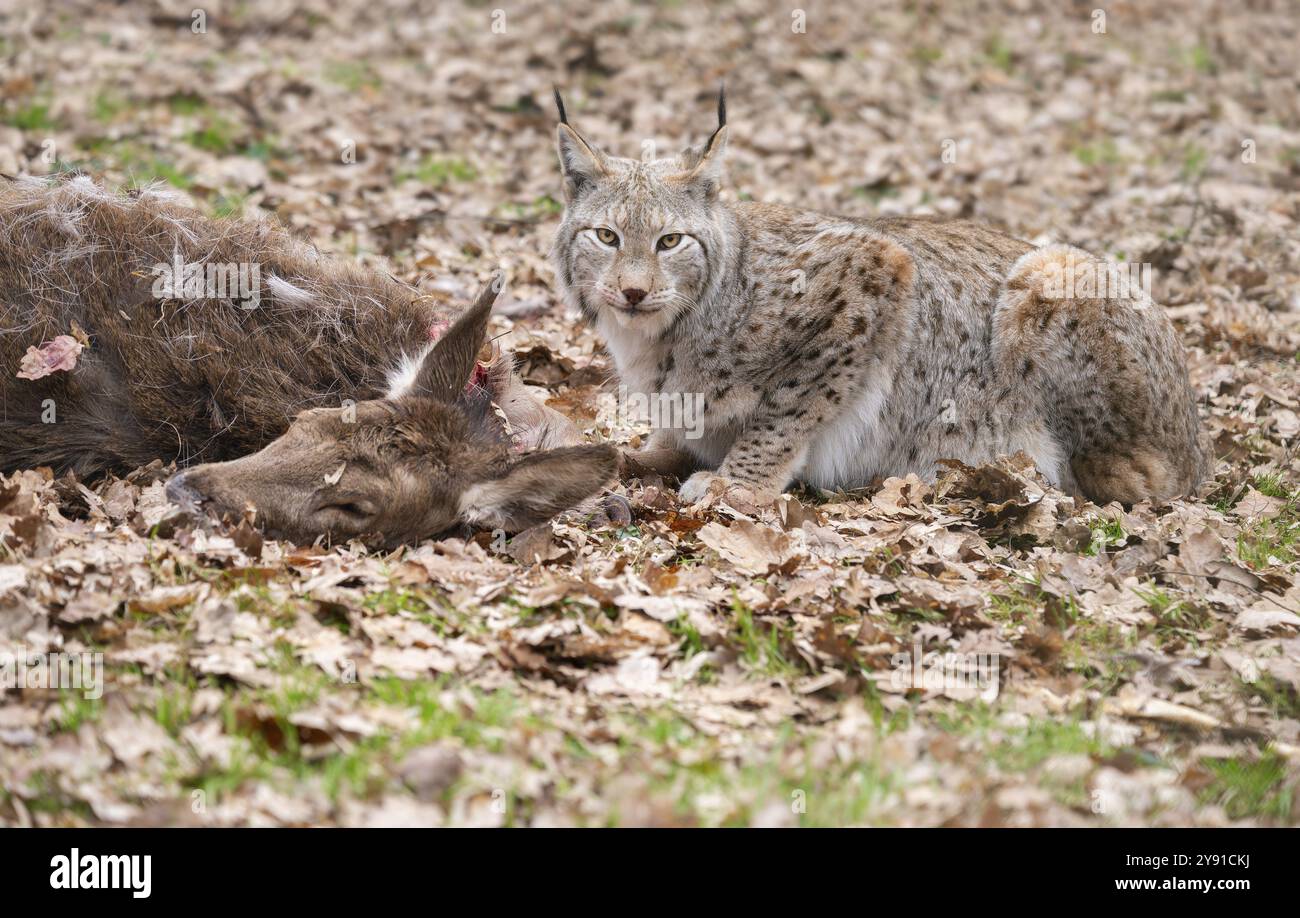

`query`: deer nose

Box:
[621,288,648,306]
[165,471,205,508]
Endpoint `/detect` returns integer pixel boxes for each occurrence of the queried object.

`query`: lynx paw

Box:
[678,472,726,505]
[679,472,775,506]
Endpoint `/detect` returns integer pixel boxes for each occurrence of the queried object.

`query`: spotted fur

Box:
[550,98,1208,505]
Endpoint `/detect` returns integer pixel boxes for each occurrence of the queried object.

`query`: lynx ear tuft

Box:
[553,86,569,125]
[675,85,729,201]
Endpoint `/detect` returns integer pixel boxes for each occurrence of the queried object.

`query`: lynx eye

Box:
[657,233,682,251]
[594,227,619,247]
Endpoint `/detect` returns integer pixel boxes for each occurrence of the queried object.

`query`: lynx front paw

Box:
[679,472,775,506]
[679,471,725,505]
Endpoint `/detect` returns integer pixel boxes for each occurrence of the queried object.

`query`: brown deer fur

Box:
[0,176,615,546]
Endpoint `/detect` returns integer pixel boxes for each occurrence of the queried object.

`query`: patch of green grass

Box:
[363,588,433,618]
[932,706,1117,808]
[89,141,193,190]
[239,138,285,162]
[910,45,943,67]
[53,689,104,732]
[852,181,899,205]
[209,192,247,219]
[1251,471,1290,499]
[638,716,893,826]
[1244,673,1300,720]
[1135,584,1209,644]
[1060,611,1142,693]
[1085,517,1128,555]
[368,676,525,752]
[91,90,129,123]
[1236,489,1300,569]
[397,154,478,187]
[500,193,564,221]
[888,605,948,626]
[984,34,1014,74]
[324,60,382,92]
[154,682,197,737]
[167,93,209,116]
[184,113,241,155]
[366,582,483,631]
[3,100,57,132]
[231,583,298,628]
[666,615,706,657]
[986,589,1040,624]
[1198,755,1293,821]
[1209,488,1237,515]
[730,596,799,677]
[1181,144,1209,181]
[1186,43,1216,75]
[862,681,913,735]
[183,741,274,805]
[994,717,1111,773]
[1074,138,1122,168]
[17,771,95,822]
[173,670,530,806]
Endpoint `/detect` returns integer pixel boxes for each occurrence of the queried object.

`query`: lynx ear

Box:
[414,279,500,402]
[459,444,619,532]
[554,89,606,203]
[680,86,728,201]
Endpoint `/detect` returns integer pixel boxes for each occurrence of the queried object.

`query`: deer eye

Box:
[594,227,619,247]
[657,233,682,251]
[312,496,377,521]
[325,503,368,518]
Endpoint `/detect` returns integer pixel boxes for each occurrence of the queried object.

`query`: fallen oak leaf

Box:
[1102,694,1222,730]
[1233,607,1300,634]
[697,519,804,575]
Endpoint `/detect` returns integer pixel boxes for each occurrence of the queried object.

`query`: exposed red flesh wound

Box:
[428,319,493,394]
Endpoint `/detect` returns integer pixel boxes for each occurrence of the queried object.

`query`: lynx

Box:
[0,175,616,547]
[550,90,1207,506]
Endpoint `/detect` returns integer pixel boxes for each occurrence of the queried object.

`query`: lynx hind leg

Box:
[993,245,1207,505]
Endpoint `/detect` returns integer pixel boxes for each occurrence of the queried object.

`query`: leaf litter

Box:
[0,0,1298,826]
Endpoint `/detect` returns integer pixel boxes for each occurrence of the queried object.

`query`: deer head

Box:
[164,283,617,547]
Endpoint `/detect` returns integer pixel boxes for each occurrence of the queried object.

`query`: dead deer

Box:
[0,175,616,546]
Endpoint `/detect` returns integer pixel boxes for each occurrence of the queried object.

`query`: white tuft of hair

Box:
[266,274,317,309]
[384,343,434,399]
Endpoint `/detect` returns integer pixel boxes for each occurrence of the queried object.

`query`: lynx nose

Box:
[621,288,648,306]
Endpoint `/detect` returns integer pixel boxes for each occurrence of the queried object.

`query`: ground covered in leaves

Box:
[2,0,1299,826]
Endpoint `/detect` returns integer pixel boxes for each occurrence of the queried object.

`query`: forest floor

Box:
[1,0,1298,826]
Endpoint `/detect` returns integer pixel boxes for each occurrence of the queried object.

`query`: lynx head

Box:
[551,88,730,338]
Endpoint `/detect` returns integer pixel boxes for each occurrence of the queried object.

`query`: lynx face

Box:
[552,96,729,338]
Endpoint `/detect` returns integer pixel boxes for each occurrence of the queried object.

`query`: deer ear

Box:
[414,280,500,402]
[459,445,618,532]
